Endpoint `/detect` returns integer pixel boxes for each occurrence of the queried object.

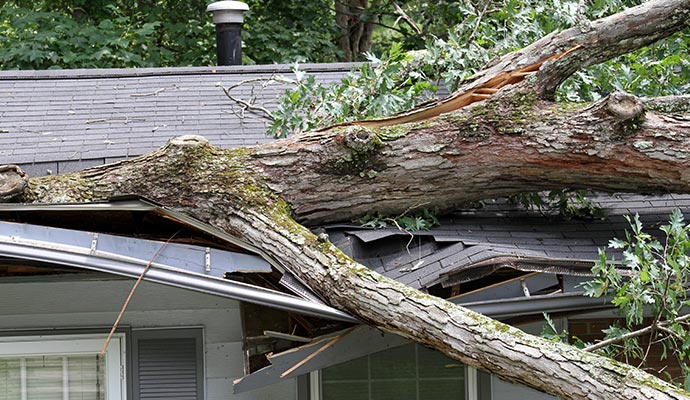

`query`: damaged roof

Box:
[324,193,690,292]
[5,63,690,392]
[3,62,689,315]
[0,198,357,323]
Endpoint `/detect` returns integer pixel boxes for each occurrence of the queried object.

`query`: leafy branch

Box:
[580,209,690,388]
[356,207,440,231]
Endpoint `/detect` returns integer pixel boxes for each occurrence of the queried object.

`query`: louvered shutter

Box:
[132,329,203,400]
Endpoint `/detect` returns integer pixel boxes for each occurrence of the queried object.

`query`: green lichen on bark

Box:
[22,174,96,203]
[437,89,542,140]
[375,125,411,141]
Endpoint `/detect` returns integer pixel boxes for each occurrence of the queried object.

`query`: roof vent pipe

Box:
[206,1,249,66]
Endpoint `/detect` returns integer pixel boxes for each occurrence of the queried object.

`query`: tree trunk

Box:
[4,0,690,399]
[335,0,377,61]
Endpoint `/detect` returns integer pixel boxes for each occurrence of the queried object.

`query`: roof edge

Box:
[0,62,362,80]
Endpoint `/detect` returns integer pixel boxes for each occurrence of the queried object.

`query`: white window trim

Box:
[0,333,126,399]
[466,366,478,400]
[310,370,321,400]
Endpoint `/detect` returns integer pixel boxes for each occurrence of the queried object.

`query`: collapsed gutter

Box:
[0,220,357,323]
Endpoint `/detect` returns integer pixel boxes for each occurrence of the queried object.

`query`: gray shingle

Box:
[0,64,357,164]
[17,162,58,177]
[325,194,690,290]
[58,159,106,174]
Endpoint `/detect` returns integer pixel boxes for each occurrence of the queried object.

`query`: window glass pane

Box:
[322,356,368,381]
[0,359,21,400]
[68,355,106,400]
[0,355,106,400]
[419,379,465,400]
[370,380,416,400]
[491,375,556,400]
[370,344,415,380]
[26,356,63,400]
[417,346,464,379]
[322,382,369,400]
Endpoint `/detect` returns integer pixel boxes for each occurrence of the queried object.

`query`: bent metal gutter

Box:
[0,222,358,323]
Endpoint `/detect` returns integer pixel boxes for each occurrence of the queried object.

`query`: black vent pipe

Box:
[206,1,249,66]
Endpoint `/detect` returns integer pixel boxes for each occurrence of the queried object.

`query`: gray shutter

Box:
[132,329,203,400]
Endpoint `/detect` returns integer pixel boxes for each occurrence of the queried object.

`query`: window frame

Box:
[0,333,126,399]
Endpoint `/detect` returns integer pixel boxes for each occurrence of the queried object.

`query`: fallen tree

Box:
[2,0,690,398]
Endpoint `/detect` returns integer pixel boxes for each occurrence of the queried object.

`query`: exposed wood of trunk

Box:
[3,1,690,399]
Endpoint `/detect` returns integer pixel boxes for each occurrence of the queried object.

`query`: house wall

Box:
[0,275,296,400]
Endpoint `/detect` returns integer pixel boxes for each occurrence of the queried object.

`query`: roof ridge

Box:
[0,63,360,81]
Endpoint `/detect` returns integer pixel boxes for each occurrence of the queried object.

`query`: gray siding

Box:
[0,277,295,400]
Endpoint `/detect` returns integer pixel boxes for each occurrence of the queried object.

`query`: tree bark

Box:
[4,1,690,399]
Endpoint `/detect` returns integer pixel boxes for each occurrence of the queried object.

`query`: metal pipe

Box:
[207,1,249,66]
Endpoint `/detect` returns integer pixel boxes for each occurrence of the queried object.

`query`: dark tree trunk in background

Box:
[335,0,377,61]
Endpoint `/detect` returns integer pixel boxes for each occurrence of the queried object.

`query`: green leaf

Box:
[609,238,627,249]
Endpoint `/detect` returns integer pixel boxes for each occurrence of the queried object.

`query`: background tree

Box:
[0,0,215,68]
[12,1,684,68]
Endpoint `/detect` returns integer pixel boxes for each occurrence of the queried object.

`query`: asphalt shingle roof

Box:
[0,63,356,176]
[325,193,690,290]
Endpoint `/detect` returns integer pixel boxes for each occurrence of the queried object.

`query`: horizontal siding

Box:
[0,278,297,400]
[0,279,240,315]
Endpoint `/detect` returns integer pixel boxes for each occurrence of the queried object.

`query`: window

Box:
[321,343,466,400]
[489,376,555,400]
[0,334,125,400]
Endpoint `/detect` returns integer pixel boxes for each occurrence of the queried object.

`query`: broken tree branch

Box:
[101,230,180,354]
[585,313,690,353]
[220,76,297,121]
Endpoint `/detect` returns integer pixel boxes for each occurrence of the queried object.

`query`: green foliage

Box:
[559,32,690,102]
[541,312,569,342]
[356,208,440,232]
[266,0,581,136]
[268,44,437,137]
[543,0,690,101]
[265,0,688,137]
[0,1,214,69]
[540,312,589,348]
[582,210,690,387]
[242,0,340,64]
